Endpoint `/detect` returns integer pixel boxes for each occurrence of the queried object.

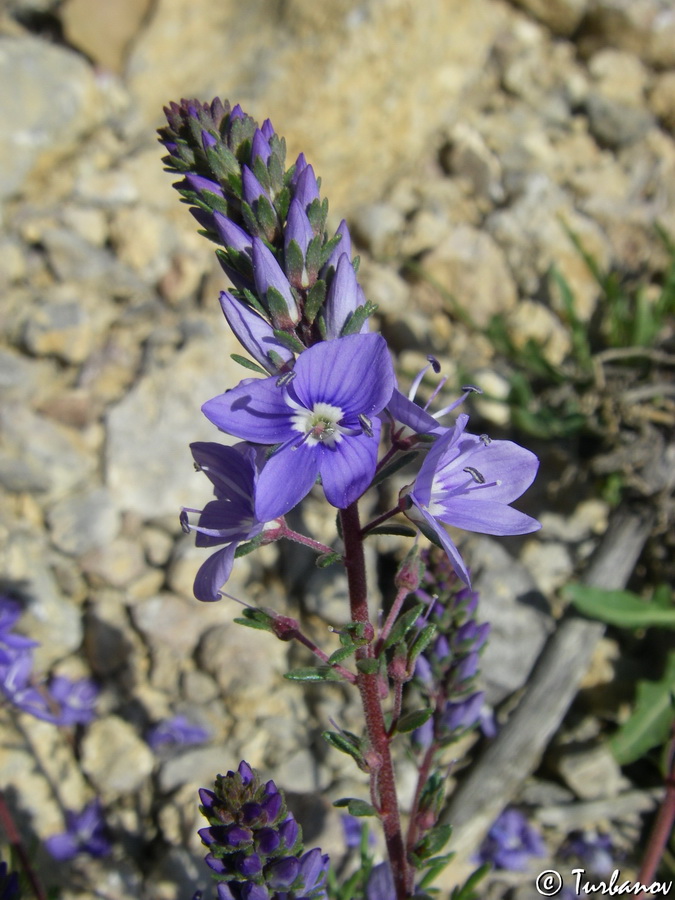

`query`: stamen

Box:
[408,360,435,401]
[179,510,191,534]
[479,434,491,445]
[425,375,448,410]
[463,466,486,484]
[461,384,483,395]
[358,413,373,437]
[427,355,441,374]
[276,370,297,388]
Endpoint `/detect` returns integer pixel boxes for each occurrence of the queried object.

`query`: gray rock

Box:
[0,36,103,200]
[554,743,626,800]
[105,330,247,519]
[585,92,655,148]
[47,487,120,556]
[81,715,155,795]
[158,745,230,792]
[468,536,554,705]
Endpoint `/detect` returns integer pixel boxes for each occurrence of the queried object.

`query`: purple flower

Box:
[405,413,540,584]
[48,676,98,726]
[147,714,210,750]
[45,799,111,862]
[0,650,54,722]
[476,808,546,871]
[251,237,299,327]
[202,333,395,520]
[366,862,395,900]
[180,442,265,601]
[323,254,368,340]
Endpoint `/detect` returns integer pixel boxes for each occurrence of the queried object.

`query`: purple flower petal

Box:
[324,253,364,340]
[255,440,321,522]
[193,543,238,602]
[219,292,294,374]
[202,376,296,444]
[319,420,381,508]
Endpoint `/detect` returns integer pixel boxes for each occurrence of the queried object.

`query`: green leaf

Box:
[416,852,456,891]
[412,824,453,863]
[340,301,378,336]
[230,354,268,375]
[328,645,357,665]
[609,651,675,765]
[396,708,434,733]
[449,863,491,900]
[271,328,306,354]
[372,451,419,488]
[333,798,378,817]
[322,730,364,766]
[384,603,426,650]
[304,279,326,325]
[285,667,343,683]
[356,657,380,675]
[234,535,264,557]
[409,623,438,665]
[315,550,342,568]
[233,607,275,633]
[564,584,675,630]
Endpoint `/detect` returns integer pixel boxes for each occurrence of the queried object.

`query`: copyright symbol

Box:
[536,870,563,896]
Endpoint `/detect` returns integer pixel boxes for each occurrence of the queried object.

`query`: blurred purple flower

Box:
[476,808,546,871]
[405,413,541,585]
[366,862,394,900]
[48,676,98,726]
[45,799,111,861]
[147,714,210,750]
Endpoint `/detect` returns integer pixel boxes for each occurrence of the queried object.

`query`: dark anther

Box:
[479,434,492,445]
[193,462,202,472]
[427,355,441,373]
[463,466,486,484]
[461,384,483,395]
[276,370,297,387]
[358,413,374,437]
[179,511,191,534]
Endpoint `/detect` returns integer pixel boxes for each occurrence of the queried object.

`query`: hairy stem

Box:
[636,724,675,896]
[340,502,410,900]
[0,790,47,900]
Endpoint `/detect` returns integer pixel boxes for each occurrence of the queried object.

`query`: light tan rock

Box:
[81,716,155,795]
[511,0,589,36]
[61,0,154,73]
[126,0,505,212]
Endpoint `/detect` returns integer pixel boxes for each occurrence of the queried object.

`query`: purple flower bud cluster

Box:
[412,551,490,750]
[475,807,546,871]
[198,761,329,900]
[146,714,210,751]
[0,597,98,726]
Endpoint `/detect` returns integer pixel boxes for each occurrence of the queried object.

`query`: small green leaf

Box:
[356,658,380,675]
[449,863,491,900]
[340,302,378,336]
[233,607,275,633]
[271,328,306,354]
[333,798,378,817]
[384,603,426,650]
[609,651,675,765]
[409,624,438,665]
[322,730,364,765]
[328,645,357,665]
[396,708,434,733]
[416,852,456,891]
[316,550,342,568]
[234,535,264,557]
[230,354,268,375]
[304,279,326,324]
[412,824,453,863]
[285,667,343,683]
[564,584,675,630]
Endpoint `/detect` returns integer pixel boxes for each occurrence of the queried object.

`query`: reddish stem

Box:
[635,725,675,896]
[340,502,410,900]
[0,790,47,900]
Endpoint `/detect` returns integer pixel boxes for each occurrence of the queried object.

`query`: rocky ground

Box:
[1,0,674,897]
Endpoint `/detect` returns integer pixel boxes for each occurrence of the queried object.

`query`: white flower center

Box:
[291,401,346,448]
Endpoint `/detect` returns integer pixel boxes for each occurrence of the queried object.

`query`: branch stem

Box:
[340,502,410,900]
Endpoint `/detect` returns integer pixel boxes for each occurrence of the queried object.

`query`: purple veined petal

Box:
[202,375,296,444]
[213,212,252,253]
[237,852,262,876]
[291,333,395,417]
[387,389,444,436]
[205,853,228,873]
[410,415,470,505]
[242,166,270,207]
[447,439,540,505]
[254,440,321,521]
[242,885,270,900]
[292,163,319,211]
[193,542,238,602]
[278,816,299,849]
[219,292,294,374]
[256,827,280,854]
[260,787,283,823]
[251,237,299,322]
[199,787,216,809]
[442,691,484,731]
[409,499,471,585]
[321,219,352,275]
[324,253,361,340]
[216,885,236,900]
[285,198,314,258]
[44,831,79,861]
[319,419,381,509]
[251,128,272,165]
[193,500,258,547]
[190,441,257,504]
[434,498,541,536]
